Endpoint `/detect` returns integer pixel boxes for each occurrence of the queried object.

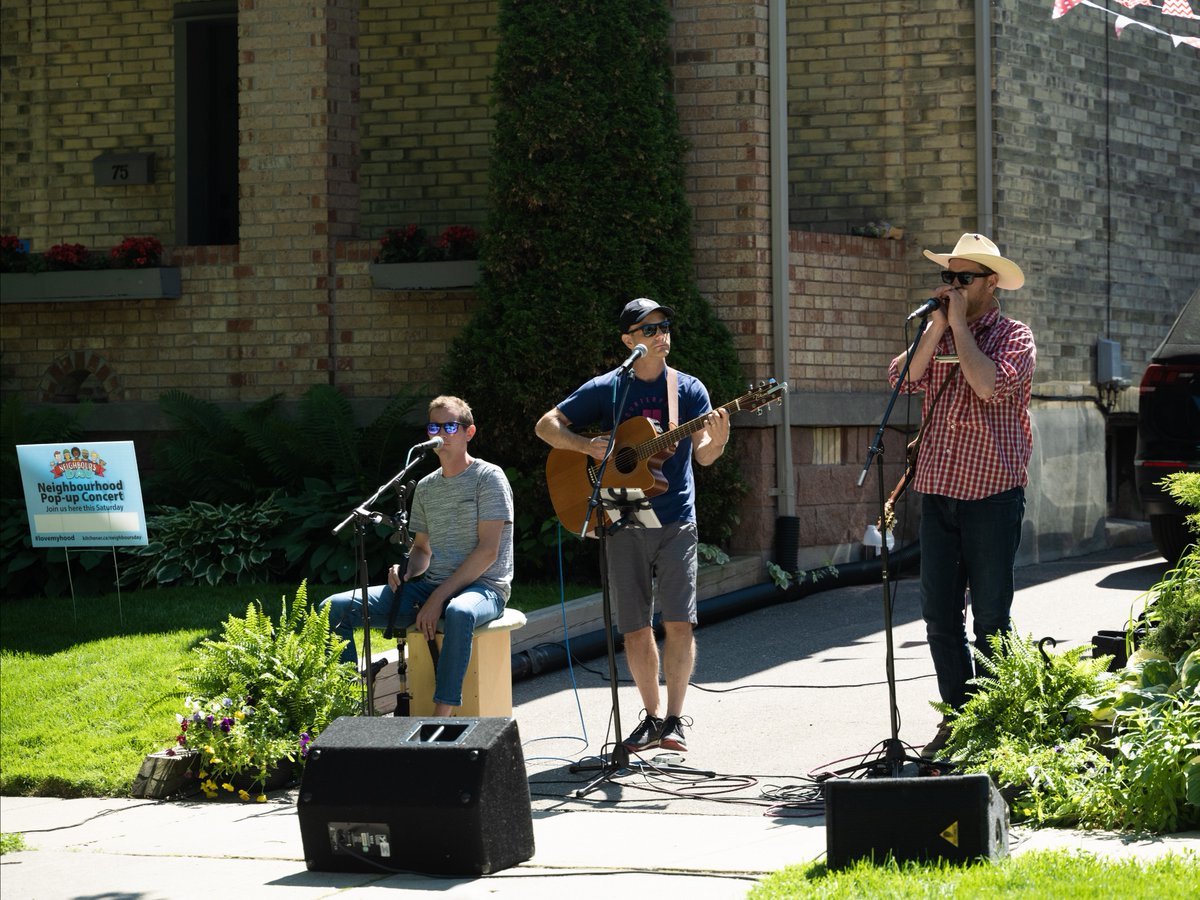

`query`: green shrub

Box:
[142,385,426,587]
[945,631,1200,832]
[939,632,1111,759]
[271,476,401,585]
[146,386,423,506]
[1140,473,1200,661]
[121,499,284,588]
[172,583,360,797]
[447,0,746,577]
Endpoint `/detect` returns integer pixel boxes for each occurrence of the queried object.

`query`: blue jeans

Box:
[320,578,505,708]
[919,487,1025,710]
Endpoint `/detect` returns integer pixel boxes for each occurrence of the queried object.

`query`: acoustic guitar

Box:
[546,378,786,536]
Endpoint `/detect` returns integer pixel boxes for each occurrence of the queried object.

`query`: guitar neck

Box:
[637,395,749,460]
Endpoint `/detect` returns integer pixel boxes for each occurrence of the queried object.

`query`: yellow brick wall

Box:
[0,0,177,250]
[671,0,775,377]
[357,0,498,238]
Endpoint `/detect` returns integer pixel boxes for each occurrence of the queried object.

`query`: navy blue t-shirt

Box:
[557,367,712,525]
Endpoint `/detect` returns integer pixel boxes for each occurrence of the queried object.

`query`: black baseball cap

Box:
[619,298,674,332]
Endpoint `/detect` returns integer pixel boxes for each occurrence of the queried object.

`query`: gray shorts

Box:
[606,521,698,633]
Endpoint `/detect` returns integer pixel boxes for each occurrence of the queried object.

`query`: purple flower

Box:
[205,715,215,727]
[220,717,233,733]
[221,697,233,708]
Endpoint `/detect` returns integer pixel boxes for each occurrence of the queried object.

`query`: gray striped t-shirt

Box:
[409,458,514,600]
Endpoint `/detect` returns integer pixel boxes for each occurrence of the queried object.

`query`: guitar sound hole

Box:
[613,447,637,475]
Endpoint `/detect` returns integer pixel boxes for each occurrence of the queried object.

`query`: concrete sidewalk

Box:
[2,535,1197,899]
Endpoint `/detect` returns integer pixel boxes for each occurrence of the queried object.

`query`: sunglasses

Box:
[629,320,672,338]
[426,421,465,435]
[940,270,991,286]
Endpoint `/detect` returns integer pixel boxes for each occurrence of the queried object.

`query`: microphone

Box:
[619,342,648,372]
[411,435,444,453]
[905,297,942,322]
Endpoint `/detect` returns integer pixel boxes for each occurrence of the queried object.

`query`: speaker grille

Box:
[824,774,1009,869]
[298,716,535,875]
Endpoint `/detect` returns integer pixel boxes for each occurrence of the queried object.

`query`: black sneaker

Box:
[658,715,691,753]
[621,712,664,753]
[920,718,954,759]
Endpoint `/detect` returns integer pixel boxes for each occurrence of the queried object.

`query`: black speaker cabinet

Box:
[824,774,1009,869]
[297,716,535,875]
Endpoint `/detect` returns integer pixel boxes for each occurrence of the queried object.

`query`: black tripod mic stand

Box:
[836,315,940,778]
[332,448,432,717]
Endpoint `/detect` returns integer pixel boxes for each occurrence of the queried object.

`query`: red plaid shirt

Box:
[889,308,1036,500]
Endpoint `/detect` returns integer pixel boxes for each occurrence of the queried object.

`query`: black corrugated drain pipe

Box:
[511,539,920,682]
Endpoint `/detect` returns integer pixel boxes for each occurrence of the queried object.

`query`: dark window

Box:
[174,2,238,245]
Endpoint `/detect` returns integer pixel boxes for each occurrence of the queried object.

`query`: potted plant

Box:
[0,233,182,303]
[152,582,361,800]
[369,224,482,291]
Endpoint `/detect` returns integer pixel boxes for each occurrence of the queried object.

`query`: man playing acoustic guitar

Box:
[535,298,729,755]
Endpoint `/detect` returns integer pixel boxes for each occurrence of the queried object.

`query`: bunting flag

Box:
[1162,0,1197,18]
[1053,0,1200,49]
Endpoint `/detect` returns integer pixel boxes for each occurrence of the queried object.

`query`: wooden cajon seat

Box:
[404,607,526,716]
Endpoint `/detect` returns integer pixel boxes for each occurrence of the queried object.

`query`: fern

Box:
[297,385,364,485]
[175,583,361,795]
[939,631,1112,761]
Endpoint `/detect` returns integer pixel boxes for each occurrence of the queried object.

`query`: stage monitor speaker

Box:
[824,774,1009,869]
[297,716,534,876]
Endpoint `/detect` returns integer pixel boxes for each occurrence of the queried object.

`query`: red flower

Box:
[43,243,92,271]
[436,225,481,261]
[0,234,29,273]
[109,235,164,269]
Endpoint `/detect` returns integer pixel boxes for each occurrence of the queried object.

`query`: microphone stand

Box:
[382,480,416,717]
[837,315,938,778]
[332,449,432,717]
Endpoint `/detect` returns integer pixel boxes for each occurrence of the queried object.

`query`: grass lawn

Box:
[750,848,1199,898]
[0,578,596,798]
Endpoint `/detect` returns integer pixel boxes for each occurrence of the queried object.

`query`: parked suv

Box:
[1134,288,1199,565]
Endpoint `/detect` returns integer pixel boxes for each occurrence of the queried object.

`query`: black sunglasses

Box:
[629,320,672,338]
[426,421,464,435]
[940,270,991,286]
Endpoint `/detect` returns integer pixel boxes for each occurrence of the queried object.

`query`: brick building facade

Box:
[2,0,1197,568]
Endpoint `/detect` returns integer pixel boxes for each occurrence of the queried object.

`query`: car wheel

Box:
[1150,514,1194,567]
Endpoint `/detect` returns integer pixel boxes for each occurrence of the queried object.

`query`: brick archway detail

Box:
[40,351,121,403]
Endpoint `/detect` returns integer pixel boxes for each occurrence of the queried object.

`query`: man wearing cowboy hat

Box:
[887,233,1037,758]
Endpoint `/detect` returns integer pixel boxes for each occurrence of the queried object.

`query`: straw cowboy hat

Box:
[923,233,1025,291]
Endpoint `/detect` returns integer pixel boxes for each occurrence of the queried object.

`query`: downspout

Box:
[975,0,994,236]
[769,0,795,517]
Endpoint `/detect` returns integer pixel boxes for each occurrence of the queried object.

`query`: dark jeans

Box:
[919,487,1025,710]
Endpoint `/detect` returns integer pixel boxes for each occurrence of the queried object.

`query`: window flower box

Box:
[369,259,480,291]
[0,267,182,304]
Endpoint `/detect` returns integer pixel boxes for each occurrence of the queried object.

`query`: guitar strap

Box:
[666,365,679,430]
